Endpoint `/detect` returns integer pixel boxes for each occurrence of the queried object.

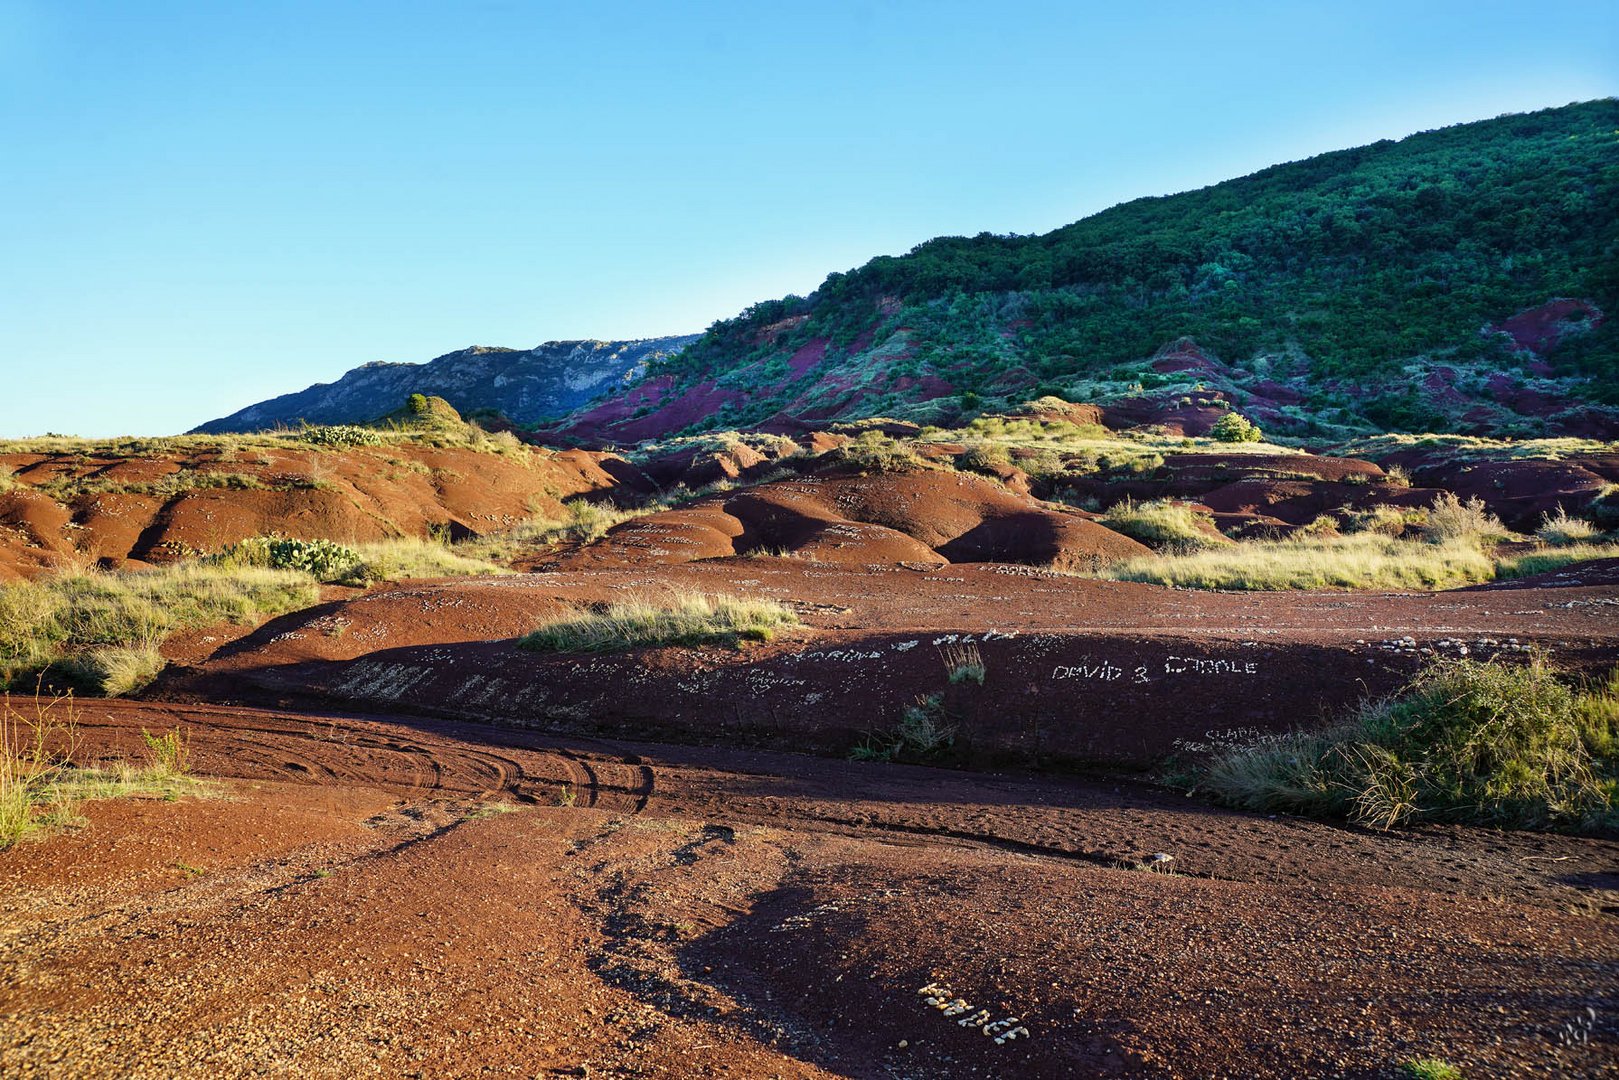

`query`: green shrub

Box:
[1402,1060,1463,1080]
[1197,656,1615,830]
[218,536,364,583]
[852,693,957,762]
[518,591,799,653]
[1209,412,1262,443]
[299,424,384,448]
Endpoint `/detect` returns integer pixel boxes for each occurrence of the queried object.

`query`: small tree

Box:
[1210,412,1262,443]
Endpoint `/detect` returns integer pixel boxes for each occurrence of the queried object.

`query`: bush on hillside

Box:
[299,424,384,448]
[1209,412,1262,443]
[217,536,364,584]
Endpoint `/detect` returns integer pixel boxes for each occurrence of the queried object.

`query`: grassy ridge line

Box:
[1101,535,1619,591]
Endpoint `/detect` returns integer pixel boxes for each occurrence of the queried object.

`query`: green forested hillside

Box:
[575,101,1619,441]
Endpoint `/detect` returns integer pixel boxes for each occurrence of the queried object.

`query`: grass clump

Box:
[1536,505,1600,546]
[1197,656,1616,831]
[0,564,319,695]
[852,693,957,763]
[1402,1058,1464,1080]
[1422,492,1507,545]
[828,431,930,473]
[458,499,657,562]
[348,538,508,582]
[1105,534,1495,591]
[518,591,800,653]
[2,693,207,848]
[940,642,985,685]
[1100,498,1227,551]
[1340,504,1426,537]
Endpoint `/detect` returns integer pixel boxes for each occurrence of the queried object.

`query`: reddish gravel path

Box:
[2,700,1615,1078]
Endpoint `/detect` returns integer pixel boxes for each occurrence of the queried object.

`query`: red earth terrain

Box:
[1,699,1614,1078]
[4,437,1618,1077]
[151,556,1619,769]
[0,443,632,582]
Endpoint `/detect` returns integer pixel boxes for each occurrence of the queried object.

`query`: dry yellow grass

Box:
[519,590,799,652]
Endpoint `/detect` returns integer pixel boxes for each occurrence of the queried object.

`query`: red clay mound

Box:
[565,504,753,568]
[1014,398,1106,427]
[1054,451,1394,512]
[186,576,578,668]
[0,490,77,581]
[562,471,1147,570]
[636,436,804,490]
[1400,456,1613,531]
[0,443,629,578]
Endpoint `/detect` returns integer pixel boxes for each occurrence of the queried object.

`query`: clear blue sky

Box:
[1,1,1615,437]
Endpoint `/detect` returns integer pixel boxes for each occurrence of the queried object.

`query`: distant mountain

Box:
[553,100,1619,444]
[193,336,699,433]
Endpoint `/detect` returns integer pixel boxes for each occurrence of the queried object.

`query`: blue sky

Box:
[1,1,1615,437]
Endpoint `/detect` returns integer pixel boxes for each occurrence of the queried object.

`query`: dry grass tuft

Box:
[1536,506,1600,547]
[1,693,208,847]
[1195,656,1616,831]
[1100,498,1228,551]
[0,564,318,695]
[519,591,800,653]
[1104,534,1496,591]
